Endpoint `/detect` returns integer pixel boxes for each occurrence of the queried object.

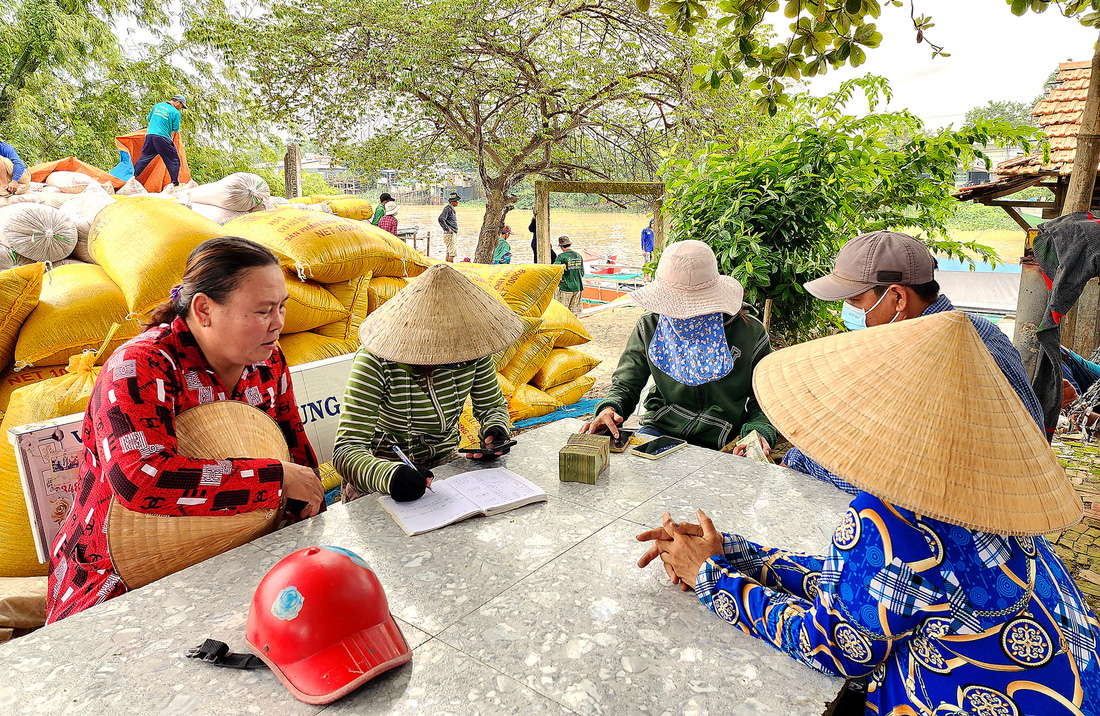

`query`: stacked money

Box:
[559,434,610,484]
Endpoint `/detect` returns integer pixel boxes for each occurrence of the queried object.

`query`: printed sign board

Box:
[10,352,356,564]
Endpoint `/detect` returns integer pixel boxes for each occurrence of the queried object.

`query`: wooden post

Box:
[535,181,551,264]
[653,198,666,252]
[762,299,773,332]
[1062,31,1100,217]
[284,143,302,200]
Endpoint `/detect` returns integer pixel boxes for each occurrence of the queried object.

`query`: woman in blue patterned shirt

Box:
[639,311,1100,715]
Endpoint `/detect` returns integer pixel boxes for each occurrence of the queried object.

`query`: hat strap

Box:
[187,639,267,670]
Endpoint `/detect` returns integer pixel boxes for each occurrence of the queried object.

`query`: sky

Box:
[798,0,1098,128]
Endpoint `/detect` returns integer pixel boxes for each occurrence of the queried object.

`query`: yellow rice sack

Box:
[287,196,314,204]
[89,197,223,315]
[283,271,350,334]
[508,384,562,422]
[0,264,44,369]
[457,399,479,451]
[499,332,558,388]
[312,194,355,203]
[531,348,601,391]
[455,264,563,317]
[279,331,358,367]
[497,373,515,398]
[366,276,408,314]
[0,341,110,577]
[318,462,342,493]
[546,373,597,406]
[541,299,592,347]
[14,264,139,368]
[315,274,371,341]
[493,316,542,372]
[325,198,376,221]
[223,209,430,283]
[0,365,69,415]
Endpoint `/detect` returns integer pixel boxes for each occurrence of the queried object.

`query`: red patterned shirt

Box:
[46,317,318,623]
[378,214,398,235]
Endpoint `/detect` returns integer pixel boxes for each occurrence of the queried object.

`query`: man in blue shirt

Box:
[0,140,30,195]
[132,95,187,186]
[640,219,655,262]
[784,231,1045,495]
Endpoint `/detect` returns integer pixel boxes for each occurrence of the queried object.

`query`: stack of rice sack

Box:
[0,199,437,576]
[448,264,601,448]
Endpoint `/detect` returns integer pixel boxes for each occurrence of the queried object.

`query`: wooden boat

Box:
[578,251,648,308]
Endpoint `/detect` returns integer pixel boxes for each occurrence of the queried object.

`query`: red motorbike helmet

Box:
[246,545,411,704]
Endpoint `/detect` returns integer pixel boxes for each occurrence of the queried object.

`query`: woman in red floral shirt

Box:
[46,237,324,623]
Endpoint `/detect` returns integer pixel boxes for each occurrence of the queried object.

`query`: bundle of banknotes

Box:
[559,434,611,484]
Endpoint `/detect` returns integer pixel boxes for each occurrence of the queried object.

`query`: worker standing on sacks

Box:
[132,95,187,187]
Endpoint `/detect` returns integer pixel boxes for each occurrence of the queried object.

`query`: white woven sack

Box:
[0,203,78,262]
[188,172,271,212]
[45,171,97,194]
[118,177,148,196]
[57,187,115,262]
[189,202,247,226]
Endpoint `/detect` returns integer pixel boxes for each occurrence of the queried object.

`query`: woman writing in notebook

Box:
[333,264,524,503]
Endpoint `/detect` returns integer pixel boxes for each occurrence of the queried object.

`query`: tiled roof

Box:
[998,60,1092,177]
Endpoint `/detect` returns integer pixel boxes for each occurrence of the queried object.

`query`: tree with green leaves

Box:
[2,0,277,183]
[663,77,1041,341]
[197,0,706,262]
[963,100,1038,129]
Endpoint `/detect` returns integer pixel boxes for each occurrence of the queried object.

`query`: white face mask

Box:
[842,289,899,331]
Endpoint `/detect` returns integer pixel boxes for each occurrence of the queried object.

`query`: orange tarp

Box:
[29,158,125,190]
[114,131,191,192]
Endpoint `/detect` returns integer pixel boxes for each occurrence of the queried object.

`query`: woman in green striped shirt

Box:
[333,264,525,502]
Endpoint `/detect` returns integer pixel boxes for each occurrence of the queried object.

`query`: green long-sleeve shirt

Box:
[593,312,776,450]
[333,350,510,494]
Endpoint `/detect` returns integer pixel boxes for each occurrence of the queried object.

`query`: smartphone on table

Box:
[590,425,636,453]
[459,439,518,457]
[630,436,687,460]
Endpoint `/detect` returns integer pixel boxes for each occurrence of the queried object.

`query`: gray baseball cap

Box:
[804,231,937,301]
[171,94,188,109]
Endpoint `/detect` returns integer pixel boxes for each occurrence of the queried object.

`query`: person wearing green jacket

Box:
[580,240,775,456]
[333,263,524,503]
[492,225,513,265]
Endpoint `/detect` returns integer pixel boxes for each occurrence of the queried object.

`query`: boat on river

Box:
[578,249,648,309]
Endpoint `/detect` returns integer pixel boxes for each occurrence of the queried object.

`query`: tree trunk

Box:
[473,178,519,264]
[1062,30,1100,216]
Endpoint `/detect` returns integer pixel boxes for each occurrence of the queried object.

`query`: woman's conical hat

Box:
[358,263,525,364]
[752,310,1081,536]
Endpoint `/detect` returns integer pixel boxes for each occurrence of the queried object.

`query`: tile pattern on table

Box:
[622,461,851,553]
[318,639,572,716]
[0,543,370,716]
[438,520,842,716]
[251,491,617,635]
[441,419,715,518]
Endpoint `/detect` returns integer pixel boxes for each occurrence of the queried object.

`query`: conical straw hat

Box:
[107,401,291,589]
[359,263,525,364]
[753,310,1081,536]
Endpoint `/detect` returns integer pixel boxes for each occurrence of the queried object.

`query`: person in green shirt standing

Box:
[132,94,186,186]
[370,192,393,226]
[554,235,584,314]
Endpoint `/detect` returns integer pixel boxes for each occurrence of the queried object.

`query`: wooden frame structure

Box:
[533,180,665,264]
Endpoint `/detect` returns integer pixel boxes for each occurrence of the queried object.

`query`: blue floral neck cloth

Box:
[648,313,736,386]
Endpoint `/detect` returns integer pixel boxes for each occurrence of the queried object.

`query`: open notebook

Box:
[378,467,547,536]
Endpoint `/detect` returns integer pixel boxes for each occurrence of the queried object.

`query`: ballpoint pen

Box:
[392,444,433,492]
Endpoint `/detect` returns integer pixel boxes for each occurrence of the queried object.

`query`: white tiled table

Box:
[0,419,850,715]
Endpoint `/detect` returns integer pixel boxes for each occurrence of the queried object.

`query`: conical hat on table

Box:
[107,401,291,589]
[752,310,1081,537]
[358,263,525,365]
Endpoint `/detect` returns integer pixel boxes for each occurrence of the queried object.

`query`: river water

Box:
[392,204,653,265]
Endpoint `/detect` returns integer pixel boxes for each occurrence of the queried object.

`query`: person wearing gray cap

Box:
[132,94,187,186]
[784,230,1044,494]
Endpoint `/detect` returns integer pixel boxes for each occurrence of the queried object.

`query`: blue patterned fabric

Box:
[694,492,1100,715]
[784,297,1045,494]
[647,313,735,387]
